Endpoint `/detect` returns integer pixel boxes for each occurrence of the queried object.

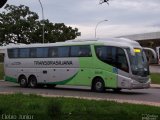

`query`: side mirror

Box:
[0,0,7,8]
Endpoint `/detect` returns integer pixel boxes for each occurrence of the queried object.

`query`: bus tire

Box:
[47,84,56,88]
[19,75,28,88]
[92,77,105,92]
[113,88,122,92]
[28,76,37,88]
[37,84,44,88]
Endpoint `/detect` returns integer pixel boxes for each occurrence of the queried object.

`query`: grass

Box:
[0,93,159,120]
[0,63,4,80]
[151,73,160,84]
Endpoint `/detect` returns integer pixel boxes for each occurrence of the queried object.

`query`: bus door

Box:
[116,48,130,88]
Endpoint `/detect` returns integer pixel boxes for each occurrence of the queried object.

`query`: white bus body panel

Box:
[5,58,79,83]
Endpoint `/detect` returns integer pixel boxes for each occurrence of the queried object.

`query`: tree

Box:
[36,20,80,43]
[0,4,80,45]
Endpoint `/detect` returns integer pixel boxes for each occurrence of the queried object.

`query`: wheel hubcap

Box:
[21,79,26,85]
[30,80,36,87]
[96,82,102,89]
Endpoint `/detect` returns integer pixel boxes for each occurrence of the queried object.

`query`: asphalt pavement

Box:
[0,81,160,106]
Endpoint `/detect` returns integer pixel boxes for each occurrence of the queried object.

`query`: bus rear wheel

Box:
[92,78,105,92]
[47,84,56,88]
[29,76,37,88]
[19,76,28,88]
[113,88,122,92]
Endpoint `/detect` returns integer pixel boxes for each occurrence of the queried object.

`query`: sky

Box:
[1,0,160,39]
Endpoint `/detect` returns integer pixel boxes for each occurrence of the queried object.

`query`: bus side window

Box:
[116,48,129,72]
[48,47,58,58]
[71,45,91,57]
[58,46,69,57]
[36,47,48,58]
[95,46,128,72]
[30,48,37,58]
[71,46,79,57]
[19,48,30,58]
[96,47,106,61]
[8,49,18,58]
[95,46,116,66]
[79,46,91,57]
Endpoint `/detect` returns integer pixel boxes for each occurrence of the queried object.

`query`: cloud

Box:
[74,24,160,39]
[1,0,160,38]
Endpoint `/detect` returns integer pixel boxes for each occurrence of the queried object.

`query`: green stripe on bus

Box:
[46,72,78,85]
[5,76,18,83]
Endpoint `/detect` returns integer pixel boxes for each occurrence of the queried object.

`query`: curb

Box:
[151,84,160,89]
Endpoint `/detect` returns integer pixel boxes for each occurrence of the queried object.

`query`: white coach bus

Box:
[1,38,150,92]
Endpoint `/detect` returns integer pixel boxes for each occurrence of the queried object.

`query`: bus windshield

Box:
[127,48,149,77]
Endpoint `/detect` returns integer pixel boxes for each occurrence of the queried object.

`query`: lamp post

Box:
[38,0,45,43]
[95,20,108,38]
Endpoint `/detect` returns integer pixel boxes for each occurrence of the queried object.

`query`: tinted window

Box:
[48,46,69,58]
[19,48,30,58]
[58,47,69,57]
[7,45,91,59]
[96,46,116,67]
[95,46,129,72]
[116,48,129,72]
[8,49,18,58]
[36,47,48,58]
[30,48,37,58]
[71,45,91,57]
[48,47,58,57]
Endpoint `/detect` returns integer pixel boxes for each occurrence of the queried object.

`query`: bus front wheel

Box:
[29,76,37,88]
[92,78,105,92]
[19,76,28,88]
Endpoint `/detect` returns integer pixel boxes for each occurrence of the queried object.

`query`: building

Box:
[119,32,160,49]
[119,32,160,64]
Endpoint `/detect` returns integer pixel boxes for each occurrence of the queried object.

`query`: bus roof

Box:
[2,38,141,49]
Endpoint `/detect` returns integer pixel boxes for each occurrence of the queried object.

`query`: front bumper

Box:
[130,79,151,89]
[117,78,151,89]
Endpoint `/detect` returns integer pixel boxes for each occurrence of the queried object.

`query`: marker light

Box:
[134,49,141,53]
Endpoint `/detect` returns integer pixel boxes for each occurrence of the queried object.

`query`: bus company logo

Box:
[142,114,158,120]
[34,60,73,66]
[11,62,21,65]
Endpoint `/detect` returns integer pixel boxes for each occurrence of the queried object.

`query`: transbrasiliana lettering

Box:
[34,61,73,65]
